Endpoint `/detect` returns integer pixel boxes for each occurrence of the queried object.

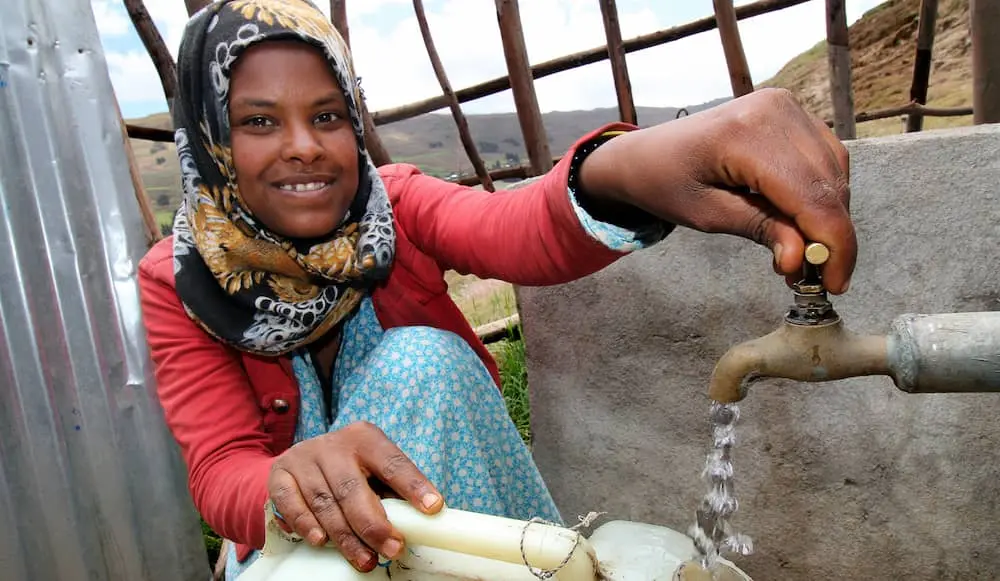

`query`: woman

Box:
[138,0,856,577]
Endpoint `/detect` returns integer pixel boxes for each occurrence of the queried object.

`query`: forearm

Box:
[138,258,282,548]
[575,126,666,218]
[573,89,857,293]
[387,123,672,285]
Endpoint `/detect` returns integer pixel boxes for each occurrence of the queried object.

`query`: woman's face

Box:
[228,40,360,239]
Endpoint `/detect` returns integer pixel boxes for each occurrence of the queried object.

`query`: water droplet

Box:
[690,402,752,571]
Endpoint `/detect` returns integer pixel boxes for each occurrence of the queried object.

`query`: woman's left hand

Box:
[579,88,856,294]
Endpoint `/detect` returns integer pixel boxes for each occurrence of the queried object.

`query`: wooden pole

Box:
[972,0,1000,124]
[213,540,230,581]
[122,0,178,116]
[829,102,972,126]
[360,102,393,167]
[906,0,938,132]
[325,1,392,166]
[374,0,809,125]
[115,104,163,246]
[712,0,754,97]
[457,157,564,186]
[825,0,856,139]
[412,0,494,191]
[329,0,350,47]
[494,0,552,176]
[125,124,173,142]
[474,314,521,345]
[598,0,636,125]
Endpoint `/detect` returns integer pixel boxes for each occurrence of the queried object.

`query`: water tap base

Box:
[785,288,839,326]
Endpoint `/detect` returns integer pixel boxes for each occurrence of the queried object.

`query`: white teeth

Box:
[279,182,327,192]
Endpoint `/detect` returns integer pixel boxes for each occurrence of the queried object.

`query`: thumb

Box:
[688,188,805,277]
[768,224,806,279]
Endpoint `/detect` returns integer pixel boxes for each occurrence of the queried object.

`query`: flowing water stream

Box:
[689,402,754,573]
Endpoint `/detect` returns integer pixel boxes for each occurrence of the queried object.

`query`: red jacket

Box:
[138,124,635,560]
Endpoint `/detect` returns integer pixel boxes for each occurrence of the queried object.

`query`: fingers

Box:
[269,467,327,545]
[325,423,442,560]
[359,425,443,514]
[267,422,441,573]
[270,450,386,571]
[804,113,855,292]
[722,90,856,293]
[684,186,803,279]
[810,113,851,192]
[316,447,407,562]
[314,460,394,570]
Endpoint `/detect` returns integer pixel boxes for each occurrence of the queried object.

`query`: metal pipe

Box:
[709,243,1000,403]
[710,312,1000,404]
[887,312,1000,394]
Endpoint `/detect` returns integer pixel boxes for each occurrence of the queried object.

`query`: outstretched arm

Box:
[386,90,854,294]
[578,89,856,294]
[382,123,671,286]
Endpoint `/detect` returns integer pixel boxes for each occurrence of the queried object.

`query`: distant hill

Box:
[370,101,725,175]
[760,0,971,137]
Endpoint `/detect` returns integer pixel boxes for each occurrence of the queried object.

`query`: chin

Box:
[277,214,347,240]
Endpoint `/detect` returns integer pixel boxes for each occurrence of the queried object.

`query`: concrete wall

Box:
[519,124,1000,580]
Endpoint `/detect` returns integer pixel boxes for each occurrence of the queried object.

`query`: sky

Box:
[91,0,887,120]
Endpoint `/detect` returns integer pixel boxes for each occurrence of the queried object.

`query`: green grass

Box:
[476,288,530,442]
[155,209,174,234]
[496,334,530,444]
[202,519,222,568]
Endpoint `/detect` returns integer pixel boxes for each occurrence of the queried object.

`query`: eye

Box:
[315,111,342,125]
[243,115,274,128]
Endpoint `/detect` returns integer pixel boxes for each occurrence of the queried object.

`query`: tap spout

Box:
[708,319,889,404]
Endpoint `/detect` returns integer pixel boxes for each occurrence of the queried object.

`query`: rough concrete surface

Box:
[519,124,1000,580]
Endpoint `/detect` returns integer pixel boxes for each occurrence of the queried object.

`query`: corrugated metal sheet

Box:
[0,1,209,580]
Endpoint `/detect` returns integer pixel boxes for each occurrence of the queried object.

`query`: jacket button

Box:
[271,399,290,414]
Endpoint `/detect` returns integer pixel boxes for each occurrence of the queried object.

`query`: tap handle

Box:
[804,242,830,266]
[787,242,838,325]
[800,242,829,287]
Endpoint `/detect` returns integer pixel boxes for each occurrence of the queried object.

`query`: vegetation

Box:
[202,519,223,568]
[497,335,531,444]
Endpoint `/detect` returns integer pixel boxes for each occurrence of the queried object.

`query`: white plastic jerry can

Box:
[238,499,753,581]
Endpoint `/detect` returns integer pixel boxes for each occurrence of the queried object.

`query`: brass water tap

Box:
[708,243,890,403]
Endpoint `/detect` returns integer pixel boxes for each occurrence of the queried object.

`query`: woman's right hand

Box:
[267,421,444,572]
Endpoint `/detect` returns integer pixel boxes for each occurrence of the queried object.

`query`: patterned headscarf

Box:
[170,0,395,356]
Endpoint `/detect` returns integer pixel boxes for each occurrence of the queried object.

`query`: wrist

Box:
[570,129,659,230]
[575,131,628,204]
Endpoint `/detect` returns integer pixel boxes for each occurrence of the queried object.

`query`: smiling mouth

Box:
[277,181,331,193]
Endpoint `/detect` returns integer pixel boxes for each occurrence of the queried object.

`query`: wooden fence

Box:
[122,0,995,279]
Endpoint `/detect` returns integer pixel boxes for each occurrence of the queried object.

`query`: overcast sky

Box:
[91,0,886,119]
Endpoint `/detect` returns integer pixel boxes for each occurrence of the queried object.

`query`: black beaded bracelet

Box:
[567,130,666,231]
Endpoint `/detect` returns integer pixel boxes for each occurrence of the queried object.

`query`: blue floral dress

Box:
[225,188,665,579]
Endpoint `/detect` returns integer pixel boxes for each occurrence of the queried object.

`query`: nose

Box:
[281,121,324,165]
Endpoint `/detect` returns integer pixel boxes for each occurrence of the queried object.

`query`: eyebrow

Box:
[234,93,344,109]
